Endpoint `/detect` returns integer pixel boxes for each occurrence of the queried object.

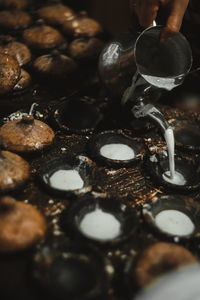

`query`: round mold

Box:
[87,130,146,168]
[60,193,139,246]
[39,154,98,197]
[170,118,200,152]
[174,91,200,112]
[146,151,200,192]
[142,194,200,241]
[53,97,102,134]
[30,238,110,300]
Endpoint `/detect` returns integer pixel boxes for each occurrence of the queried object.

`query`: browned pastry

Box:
[0,150,30,192]
[23,22,64,51]
[68,37,104,61]
[0,10,32,31]
[38,3,76,26]
[0,53,21,95]
[0,115,55,153]
[62,13,102,37]
[135,242,197,288]
[0,36,31,66]
[0,196,47,252]
[13,68,31,93]
[33,50,77,77]
[0,0,29,10]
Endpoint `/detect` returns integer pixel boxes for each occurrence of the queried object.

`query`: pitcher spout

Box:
[132,100,170,134]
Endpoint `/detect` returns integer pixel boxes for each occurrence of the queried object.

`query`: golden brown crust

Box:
[0,0,29,10]
[62,16,102,37]
[0,10,32,30]
[68,38,104,60]
[0,150,30,192]
[0,53,21,94]
[0,116,55,152]
[0,39,31,66]
[38,4,76,26]
[33,52,77,76]
[23,25,64,50]
[0,196,47,252]
[13,68,31,92]
[135,242,197,288]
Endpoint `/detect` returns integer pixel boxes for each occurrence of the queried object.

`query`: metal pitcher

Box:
[98,26,193,132]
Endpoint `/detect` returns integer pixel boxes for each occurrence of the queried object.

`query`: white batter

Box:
[155,209,195,236]
[162,170,186,185]
[142,74,177,91]
[49,169,84,190]
[79,208,121,241]
[100,143,135,160]
[164,127,175,179]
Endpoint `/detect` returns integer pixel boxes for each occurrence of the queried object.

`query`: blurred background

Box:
[65,0,132,35]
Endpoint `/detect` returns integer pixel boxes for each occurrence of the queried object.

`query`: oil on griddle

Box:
[0,1,200,300]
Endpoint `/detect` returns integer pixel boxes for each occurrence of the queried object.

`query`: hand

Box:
[130,0,189,41]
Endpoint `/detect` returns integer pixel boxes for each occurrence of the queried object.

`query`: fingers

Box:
[139,0,159,27]
[131,0,159,28]
[130,0,189,42]
[160,0,189,42]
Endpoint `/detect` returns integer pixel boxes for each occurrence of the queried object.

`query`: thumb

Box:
[160,0,189,42]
